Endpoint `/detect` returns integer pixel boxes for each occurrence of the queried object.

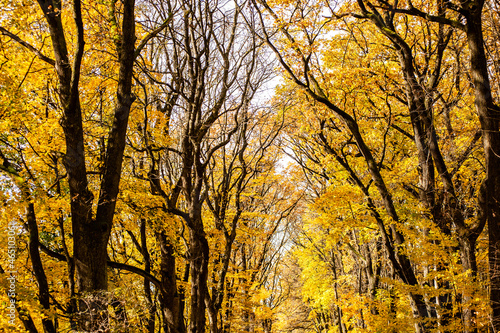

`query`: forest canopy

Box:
[0,0,499,332]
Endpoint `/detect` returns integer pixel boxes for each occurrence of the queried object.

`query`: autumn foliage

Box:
[0,0,499,332]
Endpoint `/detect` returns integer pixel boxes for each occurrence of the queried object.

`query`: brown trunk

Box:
[17,304,39,333]
[77,1,136,330]
[395,42,458,331]
[262,318,272,333]
[34,0,137,330]
[344,120,430,329]
[188,214,210,333]
[463,2,500,330]
[158,232,185,333]
[26,202,56,333]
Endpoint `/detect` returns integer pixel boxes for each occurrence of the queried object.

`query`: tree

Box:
[252,1,433,330]
[0,0,171,330]
[252,0,491,331]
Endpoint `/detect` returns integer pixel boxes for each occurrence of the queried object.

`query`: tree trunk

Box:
[464,3,500,330]
[141,220,156,333]
[159,232,185,333]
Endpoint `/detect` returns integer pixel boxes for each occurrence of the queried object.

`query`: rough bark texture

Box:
[32,0,137,330]
[369,0,499,329]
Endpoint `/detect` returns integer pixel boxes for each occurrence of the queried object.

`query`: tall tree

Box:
[252,0,491,331]
[0,0,171,329]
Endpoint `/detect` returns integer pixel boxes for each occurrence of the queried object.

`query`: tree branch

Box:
[38,243,162,289]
